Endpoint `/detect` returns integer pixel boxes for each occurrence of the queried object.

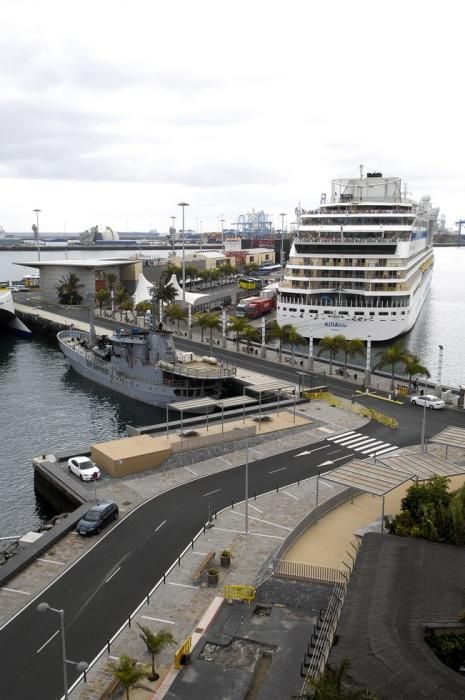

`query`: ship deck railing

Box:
[158,359,236,379]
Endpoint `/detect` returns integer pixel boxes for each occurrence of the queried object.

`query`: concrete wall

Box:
[91,439,172,477]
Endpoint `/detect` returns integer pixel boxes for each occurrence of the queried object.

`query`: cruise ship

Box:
[277,171,438,342]
[0,288,31,335]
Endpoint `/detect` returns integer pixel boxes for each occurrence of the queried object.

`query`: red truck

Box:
[237,296,276,319]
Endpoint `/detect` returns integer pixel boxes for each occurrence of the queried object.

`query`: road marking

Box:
[141,615,175,625]
[192,551,209,556]
[36,558,66,566]
[318,427,334,433]
[155,520,167,532]
[36,630,59,654]
[218,457,232,466]
[249,448,263,457]
[230,511,292,531]
[168,582,197,590]
[331,433,362,445]
[183,466,199,476]
[282,490,299,501]
[357,440,384,453]
[269,467,286,474]
[327,449,343,455]
[370,445,399,457]
[294,445,330,458]
[105,566,121,583]
[248,504,263,514]
[2,587,30,596]
[317,455,353,468]
[214,526,285,540]
[326,431,355,440]
[203,488,221,497]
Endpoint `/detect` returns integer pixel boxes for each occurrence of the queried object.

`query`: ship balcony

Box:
[287,258,406,269]
[158,359,236,380]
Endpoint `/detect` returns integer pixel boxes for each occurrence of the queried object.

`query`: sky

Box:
[0,0,463,234]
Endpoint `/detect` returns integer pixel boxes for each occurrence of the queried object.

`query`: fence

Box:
[273,559,343,584]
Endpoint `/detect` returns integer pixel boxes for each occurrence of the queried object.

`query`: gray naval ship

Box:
[57,322,236,411]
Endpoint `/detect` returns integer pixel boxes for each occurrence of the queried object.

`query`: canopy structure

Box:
[245,380,297,427]
[320,449,465,533]
[132,272,207,307]
[429,426,465,457]
[166,395,257,438]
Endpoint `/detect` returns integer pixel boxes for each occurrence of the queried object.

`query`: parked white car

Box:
[410,394,445,410]
[67,456,101,481]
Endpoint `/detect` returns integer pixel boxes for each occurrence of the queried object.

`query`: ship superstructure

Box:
[277,171,438,341]
[57,326,236,411]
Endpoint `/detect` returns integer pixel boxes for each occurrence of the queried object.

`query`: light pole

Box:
[420,374,428,452]
[170,216,176,254]
[220,216,225,250]
[279,212,286,276]
[33,208,41,261]
[37,602,88,699]
[244,438,249,534]
[177,202,189,302]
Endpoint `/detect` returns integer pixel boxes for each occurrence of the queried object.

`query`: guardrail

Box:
[223,585,256,604]
[273,559,343,584]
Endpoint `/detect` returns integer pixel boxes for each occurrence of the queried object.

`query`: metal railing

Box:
[273,559,343,584]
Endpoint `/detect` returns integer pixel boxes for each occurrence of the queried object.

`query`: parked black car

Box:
[77,501,119,536]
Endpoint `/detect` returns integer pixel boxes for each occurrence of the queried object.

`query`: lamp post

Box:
[420,373,428,452]
[33,208,41,261]
[279,212,286,276]
[220,216,225,250]
[170,216,176,254]
[244,438,249,534]
[37,602,88,699]
[177,202,189,302]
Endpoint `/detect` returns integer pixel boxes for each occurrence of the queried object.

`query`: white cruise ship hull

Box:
[0,289,31,336]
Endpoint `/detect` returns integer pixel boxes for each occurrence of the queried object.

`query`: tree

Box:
[204,311,222,354]
[55,272,84,305]
[403,353,430,392]
[386,475,453,542]
[120,297,134,322]
[243,324,259,352]
[227,315,248,350]
[103,271,117,292]
[161,262,181,283]
[164,303,187,331]
[193,311,209,342]
[286,325,306,365]
[317,334,345,375]
[112,654,146,700]
[268,321,291,361]
[138,624,177,681]
[307,657,379,699]
[185,265,199,289]
[375,340,408,390]
[135,300,151,316]
[339,338,365,378]
[150,281,177,323]
[95,288,109,313]
[114,286,130,320]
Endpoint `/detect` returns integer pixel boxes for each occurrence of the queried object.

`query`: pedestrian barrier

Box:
[174,635,192,669]
[223,584,256,603]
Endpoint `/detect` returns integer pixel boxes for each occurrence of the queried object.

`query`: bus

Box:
[257,264,281,276]
[238,277,264,290]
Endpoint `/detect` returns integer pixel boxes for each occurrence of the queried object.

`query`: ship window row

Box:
[289,257,405,268]
[279,293,409,309]
[301,206,412,215]
[286,268,402,279]
[300,217,415,226]
[294,244,398,255]
[280,306,406,316]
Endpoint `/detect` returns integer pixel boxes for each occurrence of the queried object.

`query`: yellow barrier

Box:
[174,635,192,669]
[223,585,256,604]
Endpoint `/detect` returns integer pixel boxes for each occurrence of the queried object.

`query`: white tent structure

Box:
[132,272,207,307]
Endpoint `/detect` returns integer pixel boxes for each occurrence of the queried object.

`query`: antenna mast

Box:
[359,164,364,179]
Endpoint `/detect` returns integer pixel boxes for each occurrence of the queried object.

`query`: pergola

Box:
[166,395,257,439]
[429,426,465,458]
[244,380,296,427]
[320,450,465,533]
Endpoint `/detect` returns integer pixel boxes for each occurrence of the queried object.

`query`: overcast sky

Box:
[0,0,463,234]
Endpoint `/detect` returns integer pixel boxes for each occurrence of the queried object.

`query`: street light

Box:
[170,216,176,254]
[177,202,189,302]
[33,208,41,261]
[420,373,428,452]
[220,215,225,250]
[279,212,286,276]
[37,602,88,699]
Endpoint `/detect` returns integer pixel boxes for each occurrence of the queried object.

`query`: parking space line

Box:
[282,490,299,501]
[2,587,30,596]
[141,615,175,625]
[36,558,66,566]
[168,582,197,590]
[183,466,199,476]
[214,527,285,540]
[230,511,292,531]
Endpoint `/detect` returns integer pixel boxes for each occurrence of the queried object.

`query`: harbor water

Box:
[0,246,464,537]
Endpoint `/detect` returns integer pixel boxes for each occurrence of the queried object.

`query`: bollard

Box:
[191,540,194,549]
[147,594,150,605]
[107,640,111,653]
[276,484,279,493]
[163,573,166,584]
[231,499,234,509]
[178,556,181,567]
[298,479,300,486]
[215,511,217,520]
[254,491,256,501]
[203,524,206,534]
[128,615,131,628]
[84,669,87,683]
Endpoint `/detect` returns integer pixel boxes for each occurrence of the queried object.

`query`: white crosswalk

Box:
[326,431,399,458]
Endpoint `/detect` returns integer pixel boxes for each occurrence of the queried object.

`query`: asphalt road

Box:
[4,298,464,698]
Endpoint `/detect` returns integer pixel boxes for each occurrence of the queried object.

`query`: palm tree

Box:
[161,262,181,283]
[193,311,209,342]
[317,334,345,375]
[307,657,378,699]
[227,316,249,350]
[120,297,134,322]
[103,271,117,292]
[268,321,291,361]
[209,269,220,288]
[203,311,222,354]
[164,303,187,331]
[138,624,177,681]
[376,340,408,390]
[150,281,177,323]
[339,337,365,378]
[185,265,199,289]
[243,324,259,352]
[135,300,151,316]
[95,288,109,313]
[114,285,130,320]
[403,353,430,392]
[55,272,84,305]
[286,325,306,365]
[112,654,146,700]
